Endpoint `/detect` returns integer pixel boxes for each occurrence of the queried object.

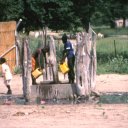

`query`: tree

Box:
[1,0,128,31]
[0,0,23,21]
[41,0,74,31]
[0,0,78,33]
[116,0,128,27]
[72,0,97,32]
[90,0,128,27]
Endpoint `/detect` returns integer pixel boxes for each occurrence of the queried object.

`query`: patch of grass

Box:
[97,55,128,74]
[97,63,111,75]
[97,37,128,63]
[94,27,128,37]
[96,36,128,74]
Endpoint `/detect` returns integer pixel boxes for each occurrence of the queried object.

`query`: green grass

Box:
[97,37,128,63]
[97,37,128,53]
[94,27,128,37]
[96,36,128,74]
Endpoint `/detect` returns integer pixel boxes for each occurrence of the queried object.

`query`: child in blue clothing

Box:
[61,34,75,83]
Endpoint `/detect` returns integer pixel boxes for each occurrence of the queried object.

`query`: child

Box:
[31,47,49,84]
[0,58,12,94]
[31,53,37,85]
[61,34,75,83]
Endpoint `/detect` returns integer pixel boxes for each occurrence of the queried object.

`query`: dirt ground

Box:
[0,74,128,128]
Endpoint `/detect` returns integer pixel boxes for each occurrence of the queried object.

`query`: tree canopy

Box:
[0,0,127,32]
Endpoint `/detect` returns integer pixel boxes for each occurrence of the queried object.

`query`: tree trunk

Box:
[16,37,32,102]
[76,27,97,96]
[22,38,32,102]
[48,35,59,83]
[41,26,48,80]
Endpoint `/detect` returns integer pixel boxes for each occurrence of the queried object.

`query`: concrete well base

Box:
[31,81,77,100]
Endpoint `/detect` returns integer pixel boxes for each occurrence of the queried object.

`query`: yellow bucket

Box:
[32,68,43,79]
[59,62,69,74]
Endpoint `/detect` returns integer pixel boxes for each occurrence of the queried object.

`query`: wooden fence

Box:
[0,21,16,72]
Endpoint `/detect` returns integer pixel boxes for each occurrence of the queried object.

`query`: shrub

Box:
[108,55,128,74]
[13,66,22,74]
[97,55,128,74]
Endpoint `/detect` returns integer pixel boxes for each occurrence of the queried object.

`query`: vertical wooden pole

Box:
[114,40,117,57]
[22,38,31,102]
[76,28,97,97]
[49,35,59,83]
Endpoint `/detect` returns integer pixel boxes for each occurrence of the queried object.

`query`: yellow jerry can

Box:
[32,68,43,79]
[59,62,69,74]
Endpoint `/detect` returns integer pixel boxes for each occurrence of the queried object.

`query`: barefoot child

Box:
[0,58,12,94]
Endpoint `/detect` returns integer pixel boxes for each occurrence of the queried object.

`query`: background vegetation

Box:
[0,0,128,32]
[0,0,128,74]
[96,29,128,74]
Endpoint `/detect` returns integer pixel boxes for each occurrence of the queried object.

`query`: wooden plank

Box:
[0,21,16,32]
[0,21,16,72]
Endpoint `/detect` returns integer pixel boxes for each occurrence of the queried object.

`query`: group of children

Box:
[0,33,75,95]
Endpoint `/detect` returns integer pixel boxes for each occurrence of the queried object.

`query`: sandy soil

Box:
[0,74,128,128]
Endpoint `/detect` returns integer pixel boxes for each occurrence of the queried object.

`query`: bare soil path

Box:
[0,74,128,128]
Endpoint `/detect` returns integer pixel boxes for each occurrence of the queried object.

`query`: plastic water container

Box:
[59,62,69,74]
[32,68,43,78]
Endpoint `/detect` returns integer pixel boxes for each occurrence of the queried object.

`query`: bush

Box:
[97,55,128,74]
[108,55,128,74]
[96,34,128,74]
[13,66,22,74]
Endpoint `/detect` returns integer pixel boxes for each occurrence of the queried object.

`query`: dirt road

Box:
[0,74,128,128]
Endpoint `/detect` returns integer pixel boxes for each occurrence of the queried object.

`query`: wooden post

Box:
[114,40,117,57]
[15,37,32,102]
[75,28,97,97]
[48,35,59,83]
[22,38,32,102]
[41,27,48,80]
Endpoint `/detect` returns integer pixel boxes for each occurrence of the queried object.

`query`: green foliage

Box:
[97,35,128,74]
[72,0,99,31]
[0,0,77,32]
[29,37,43,53]
[0,0,128,32]
[97,56,128,74]
[91,0,128,27]
[0,0,23,21]
[94,27,128,37]
[108,55,128,73]
[97,63,110,74]
[45,0,75,31]
[13,66,22,74]
[97,36,128,63]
